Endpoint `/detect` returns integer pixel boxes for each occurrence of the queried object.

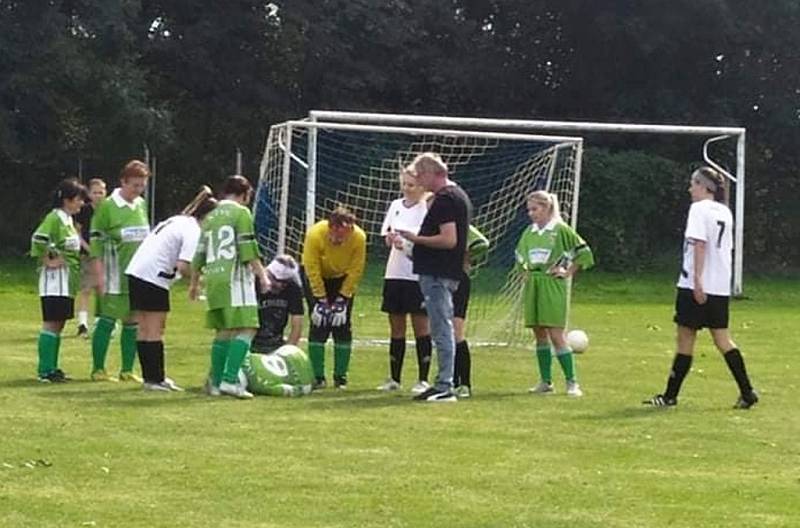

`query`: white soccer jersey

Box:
[126,215,200,290]
[677,199,733,296]
[380,197,428,280]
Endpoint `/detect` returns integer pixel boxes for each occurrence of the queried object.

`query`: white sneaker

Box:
[410,380,430,395]
[528,381,555,395]
[376,379,401,392]
[162,377,185,392]
[566,381,583,398]
[143,381,171,392]
[220,381,254,399]
[454,385,472,398]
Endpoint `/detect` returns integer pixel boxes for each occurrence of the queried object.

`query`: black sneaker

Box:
[52,369,71,382]
[642,394,677,407]
[77,324,89,338]
[312,377,327,390]
[333,376,347,390]
[38,371,66,384]
[413,387,457,403]
[733,390,759,410]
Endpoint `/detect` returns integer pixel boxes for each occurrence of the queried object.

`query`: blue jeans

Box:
[418,274,460,391]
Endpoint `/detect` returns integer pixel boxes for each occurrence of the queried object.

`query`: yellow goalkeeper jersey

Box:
[302,220,367,298]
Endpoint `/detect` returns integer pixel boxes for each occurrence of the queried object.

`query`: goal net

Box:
[255,120,583,345]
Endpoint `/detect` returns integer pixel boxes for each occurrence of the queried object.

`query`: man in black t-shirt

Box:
[397,152,472,402]
[252,255,304,354]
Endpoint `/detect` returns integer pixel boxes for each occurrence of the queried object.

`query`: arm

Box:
[340,230,367,297]
[176,260,192,278]
[188,269,202,300]
[287,315,302,345]
[301,227,326,298]
[248,258,270,294]
[692,238,707,304]
[399,222,457,249]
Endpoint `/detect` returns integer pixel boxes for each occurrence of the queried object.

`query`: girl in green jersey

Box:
[30,179,87,382]
[515,191,594,397]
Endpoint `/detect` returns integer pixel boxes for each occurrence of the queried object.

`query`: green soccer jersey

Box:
[193,200,261,310]
[30,209,82,297]
[515,219,594,273]
[89,189,150,295]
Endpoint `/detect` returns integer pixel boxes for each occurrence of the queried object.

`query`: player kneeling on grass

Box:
[515,191,594,397]
[189,176,270,399]
[301,206,367,390]
[125,186,217,392]
[89,160,151,382]
[30,178,87,382]
[643,167,758,409]
[242,255,312,396]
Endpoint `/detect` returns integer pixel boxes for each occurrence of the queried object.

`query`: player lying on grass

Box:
[643,167,758,409]
[125,186,217,392]
[515,190,594,397]
[30,178,87,382]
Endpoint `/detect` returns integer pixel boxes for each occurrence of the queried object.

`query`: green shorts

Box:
[522,273,568,328]
[205,306,259,330]
[96,293,130,320]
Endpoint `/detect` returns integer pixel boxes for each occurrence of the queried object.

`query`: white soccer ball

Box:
[566,329,589,354]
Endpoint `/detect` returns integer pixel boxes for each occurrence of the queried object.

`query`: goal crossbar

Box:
[309,110,746,296]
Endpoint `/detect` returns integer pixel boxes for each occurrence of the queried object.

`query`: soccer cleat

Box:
[162,377,185,392]
[454,385,472,398]
[312,377,327,390]
[376,379,401,392]
[91,369,118,382]
[733,390,759,410]
[566,381,583,398]
[413,387,457,403]
[37,374,52,383]
[52,369,71,382]
[642,394,677,407]
[219,381,254,399]
[77,324,89,339]
[410,380,430,395]
[204,378,221,397]
[333,376,348,390]
[118,372,143,383]
[528,381,555,395]
[143,381,171,392]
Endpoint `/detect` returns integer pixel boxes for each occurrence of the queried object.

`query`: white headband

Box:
[267,259,301,286]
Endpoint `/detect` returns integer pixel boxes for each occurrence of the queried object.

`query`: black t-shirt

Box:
[413,183,472,280]
[252,282,304,353]
[73,203,94,255]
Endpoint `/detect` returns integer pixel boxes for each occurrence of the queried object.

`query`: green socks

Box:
[210,339,230,388]
[334,342,352,379]
[555,346,577,382]
[120,324,138,373]
[37,330,59,376]
[308,341,325,379]
[535,344,553,383]
[223,337,251,384]
[91,316,115,371]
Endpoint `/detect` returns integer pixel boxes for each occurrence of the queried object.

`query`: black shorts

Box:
[453,273,471,319]
[381,279,426,315]
[128,275,170,312]
[673,288,729,330]
[41,296,74,322]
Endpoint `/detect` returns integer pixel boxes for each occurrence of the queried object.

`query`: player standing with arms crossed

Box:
[190,176,269,399]
[30,179,87,382]
[89,160,150,382]
[644,167,758,409]
[515,191,594,397]
[301,206,367,390]
[125,187,217,391]
[376,165,433,394]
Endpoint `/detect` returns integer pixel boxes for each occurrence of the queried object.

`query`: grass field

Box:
[1,259,798,527]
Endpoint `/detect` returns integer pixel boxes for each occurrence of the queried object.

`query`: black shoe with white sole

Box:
[413,387,457,403]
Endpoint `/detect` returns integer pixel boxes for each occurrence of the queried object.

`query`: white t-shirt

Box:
[126,215,201,290]
[677,199,733,296]
[380,197,428,281]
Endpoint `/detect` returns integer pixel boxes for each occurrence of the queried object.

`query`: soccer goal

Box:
[255,119,584,344]
[308,111,747,297]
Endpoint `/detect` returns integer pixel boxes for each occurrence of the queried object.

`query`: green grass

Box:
[1,260,798,527]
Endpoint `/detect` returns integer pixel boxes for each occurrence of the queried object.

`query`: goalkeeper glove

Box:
[329,295,348,328]
[311,298,331,327]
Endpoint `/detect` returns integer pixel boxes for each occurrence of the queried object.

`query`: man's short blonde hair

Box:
[412,152,448,177]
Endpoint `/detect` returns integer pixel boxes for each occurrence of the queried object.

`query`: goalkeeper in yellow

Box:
[301,206,367,390]
[515,191,594,397]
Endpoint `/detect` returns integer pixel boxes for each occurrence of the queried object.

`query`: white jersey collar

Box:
[110,188,142,209]
[54,208,74,226]
[530,218,558,235]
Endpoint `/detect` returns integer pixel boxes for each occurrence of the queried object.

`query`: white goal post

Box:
[308,110,747,296]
